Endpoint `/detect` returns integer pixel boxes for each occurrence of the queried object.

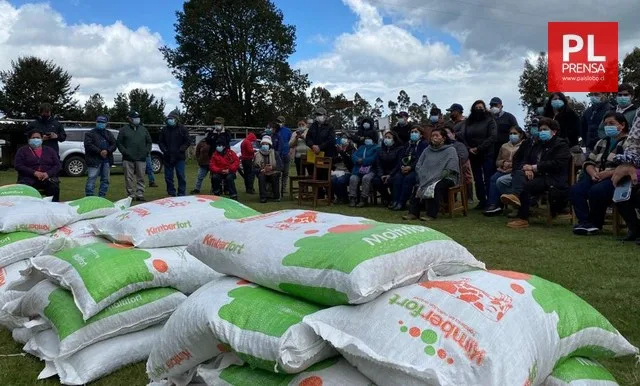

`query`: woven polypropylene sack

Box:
[0,231,49,267]
[0,199,76,234]
[187,210,484,306]
[66,196,132,222]
[302,270,637,386]
[544,358,619,386]
[0,184,42,200]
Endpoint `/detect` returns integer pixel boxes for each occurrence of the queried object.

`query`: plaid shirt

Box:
[584,136,628,171]
[615,109,640,167]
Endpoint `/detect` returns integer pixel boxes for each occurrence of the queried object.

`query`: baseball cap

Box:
[214,117,225,124]
[446,103,464,113]
[96,115,108,123]
[490,97,502,106]
[276,116,286,124]
[314,107,327,116]
[127,111,140,118]
[396,111,409,118]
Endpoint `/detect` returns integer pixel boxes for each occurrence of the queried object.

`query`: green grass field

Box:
[1,162,639,385]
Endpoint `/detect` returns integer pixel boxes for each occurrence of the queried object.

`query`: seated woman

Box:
[445,127,471,201]
[14,129,62,202]
[616,177,640,243]
[330,136,356,204]
[484,126,525,216]
[402,128,460,221]
[253,135,283,203]
[390,126,427,211]
[570,112,629,235]
[348,132,380,207]
[209,137,240,200]
[374,131,403,206]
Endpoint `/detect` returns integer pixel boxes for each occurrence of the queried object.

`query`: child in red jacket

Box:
[240,132,257,194]
[209,138,240,199]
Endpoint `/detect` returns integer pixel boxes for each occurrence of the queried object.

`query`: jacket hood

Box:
[359,117,375,129]
[427,143,454,152]
[246,132,257,141]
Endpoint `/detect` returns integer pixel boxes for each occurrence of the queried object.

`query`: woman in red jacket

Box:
[240,131,257,194]
[209,137,240,200]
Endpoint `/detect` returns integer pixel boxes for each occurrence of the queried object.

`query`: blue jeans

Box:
[85,163,110,197]
[146,156,155,183]
[331,173,351,202]
[392,171,417,207]
[470,154,496,207]
[497,174,513,195]
[164,160,186,196]
[569,175,615,228]
[194,166,209,192]
[487,171,507,207]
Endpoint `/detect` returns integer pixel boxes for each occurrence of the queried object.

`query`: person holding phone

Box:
[24,103,66,154]
[570,112,629,235]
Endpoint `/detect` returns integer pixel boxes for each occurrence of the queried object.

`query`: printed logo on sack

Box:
[146,221,192,236]
[116,207,150,221]
[0,201,15,208]
[16,223,50,232]
[361,224,429,246]
[149,348,193,378]
[0,234,11,246]
[153,198,190,208]
[237,211,281,224]
[0,267,6,287]
[201,234,245,254]
[548,22,618,92]
[266,211,319,231]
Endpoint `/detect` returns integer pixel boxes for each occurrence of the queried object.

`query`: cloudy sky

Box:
[1,0,638,123]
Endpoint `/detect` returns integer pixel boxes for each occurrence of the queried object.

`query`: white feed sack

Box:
[0,199,76,234]
[0,231,50,268]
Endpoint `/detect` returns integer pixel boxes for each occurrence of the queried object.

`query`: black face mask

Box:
[471,109,485,119]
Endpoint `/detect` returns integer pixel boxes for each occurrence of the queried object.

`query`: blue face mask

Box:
[131,118,141,125]
[28,138,42,148]
[383,138,394,147]
[167,118,176,126]
[530,127,539,138]
[590,95,602,105]
[617,96,631,107]
[341,138,349,146]
[96,122,106,130]
[216,145,225,153]
[429,116,438,123]
[536,107,544,115]
[604,125,619,137]
[551,99,564,109]
[538,130,552,142]
[509,134,520,144]
[261,144,270,152]
[364,139,374,146]
[410,132,420,142]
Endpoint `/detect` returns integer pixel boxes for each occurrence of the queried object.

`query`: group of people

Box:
[11,85,640,244]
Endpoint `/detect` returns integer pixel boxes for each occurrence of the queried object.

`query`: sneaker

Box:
[190,189,200,194]
[507,219,529,229]
[483,205,503,216]
[420,216,436,222]
[501,194,521,208]
[573,223,599,236]
[387,202,397,209]
[402,214,418,220]
[356,200,368,208]
[149,182,158,188]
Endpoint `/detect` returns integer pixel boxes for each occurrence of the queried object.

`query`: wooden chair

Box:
[289,155,313,200]
[440,164,468,218]
[298,157,333,209]
[546,158,576,226]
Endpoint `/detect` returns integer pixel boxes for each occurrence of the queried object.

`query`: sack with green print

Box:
[44,219,107,255]
[302,270,638,386]
[544,358,619,386]
[93,195,259,248]
[15,279,185,358]
[66,196,132,222]
[0,259,36,329]
[187,209,484,306]
[0,184,42,201]
[146,276,335,381]
[31,242,221,320]
[0,231,50,267]
[0,199,76,234]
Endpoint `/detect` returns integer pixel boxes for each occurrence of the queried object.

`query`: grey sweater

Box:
[415,144,460,197]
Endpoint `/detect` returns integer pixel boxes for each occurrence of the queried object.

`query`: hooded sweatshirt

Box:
[355,118,379,146]
[241,133,257,161]
[351,143,380,175]
[415,144,460,197]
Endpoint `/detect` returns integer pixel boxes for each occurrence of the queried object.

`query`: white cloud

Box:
[0,1,180,114]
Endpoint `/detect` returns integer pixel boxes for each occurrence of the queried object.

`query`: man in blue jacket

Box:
[84,115,117,197]
[159,110,191,197]
[273,115,292,198]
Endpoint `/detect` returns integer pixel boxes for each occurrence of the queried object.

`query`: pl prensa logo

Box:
[548,22,618,93]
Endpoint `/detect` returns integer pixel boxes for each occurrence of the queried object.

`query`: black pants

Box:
[211,173,238,198]
[258,173,281,200]
[512,170,567,220]
[409,180,454,218]
[241,160,255,192]
[29,179,60,202]
[373,176,392,202]
[616,187,640,235]
[294,157,313,176]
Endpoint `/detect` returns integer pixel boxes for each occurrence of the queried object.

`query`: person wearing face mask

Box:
[25,103,66,154]
[460,100,498,210]
[330,135,356,204]
[428,107,453,132]
[289,120,311,176]
[14,129,62,201]
[402,128,460,221]
[444,127,471,201]
[390,127,427,211]
[253,136,283,203]
[209,137,240,200]
[597,84,638,141]
[447,103,466,136]
[393,111,412,144]
[239,130,258,194]
[489,97,519,154]
[159,110,190,197]
[542,92,580,148]
[272,116,293,198]
[580,92,613,152]
[374,131,403,206]
[190,129,213,194]
[205,117,231,156]
[570,112,629,236]
[84,115,116,197]
[484,126,525,216]
[348,133,380,207]
[306,107,337,198]
[501,118,571,228]
[117,111,152,201]
[355,117,379,147]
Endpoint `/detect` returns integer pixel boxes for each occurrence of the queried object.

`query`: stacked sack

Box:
[147,209,486,385]
[2,192,258,385]
[151,209,637,386]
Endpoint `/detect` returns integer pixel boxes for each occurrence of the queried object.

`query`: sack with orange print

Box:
[43,219,107,255]
[303,270,638,386]
[0,199,76,234]
[31,242,220,320]
[187,209,483,306]
[544,357,619,386]
[92,196,259,248]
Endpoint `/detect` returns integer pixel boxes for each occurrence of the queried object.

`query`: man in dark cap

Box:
[489,96,519,152]
[273,115,292,198]
[205,116,231,155]
[447,103,466,135]
[84,115,116,197]
[25,103,66,154]
[393,111,411,144]
[117,110,152,201]
[159,110,190,197]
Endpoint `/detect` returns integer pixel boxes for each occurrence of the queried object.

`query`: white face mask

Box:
[131,118,141,125]
[214,125,223,132]
[490,107,501,115]
[316,115,326,123]
[363,122,371,130]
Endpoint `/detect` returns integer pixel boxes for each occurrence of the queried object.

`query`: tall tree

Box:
[162,0,303,126]
[128,88,166,125]
[621,47,640,97]
[397,90,411,112]
[83,93,107,121]
[0,56,80,119]
[371,97,384,119]
[518,52,549,119]
[109,93,130,123]
[352,92,372,120]
[310,87,332,109]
